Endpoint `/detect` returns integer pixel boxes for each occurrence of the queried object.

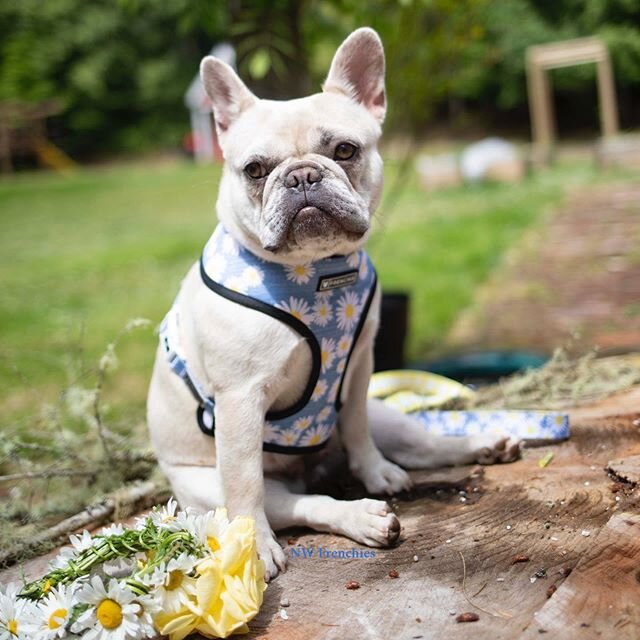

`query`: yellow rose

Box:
[153,514,266,640]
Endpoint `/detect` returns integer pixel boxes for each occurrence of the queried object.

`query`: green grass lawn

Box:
[0,156,628,430]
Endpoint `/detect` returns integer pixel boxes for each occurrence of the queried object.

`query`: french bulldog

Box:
[147,27,519,581]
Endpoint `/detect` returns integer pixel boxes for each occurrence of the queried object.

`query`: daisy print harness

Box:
[160,224,377,455]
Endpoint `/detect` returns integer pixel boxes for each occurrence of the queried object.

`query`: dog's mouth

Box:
[261,204,368,253]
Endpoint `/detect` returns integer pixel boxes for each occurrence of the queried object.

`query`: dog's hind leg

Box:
[367,397,520,469]
[264,477,400,548]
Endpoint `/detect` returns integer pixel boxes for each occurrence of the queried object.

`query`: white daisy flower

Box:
[149,497,178,528]
[346,252,360,268]
[98,524,125,538]
[281,430,298,446]
[298,424,328,447]
[263,421,280,441]
[207,253,227,281]
[190,510,230,554]
[336,358,346,374]
[293,416,313,431]
[51,530,95,569]
[336,291,361,331]
[336,334,351,357]
[317,406,331,423]
[312,296,333,327]
[130,593,159,639]
[311,380,328,401]
[320,338,336,372]
[242,265,264,288]
[34,584,77,639]
[223,275,248,294]
[149,498,200,537]
[284,263,316,285]
[222,234,239,256]
[141,553,198,613]
[278,297,314,324]
[72,576,142,640]
[102,557,137,579]
[0,583,38,640]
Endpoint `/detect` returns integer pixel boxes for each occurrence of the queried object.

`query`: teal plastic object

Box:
[413,351,548,382]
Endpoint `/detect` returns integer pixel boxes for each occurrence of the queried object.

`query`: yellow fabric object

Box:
[368,370,475,413]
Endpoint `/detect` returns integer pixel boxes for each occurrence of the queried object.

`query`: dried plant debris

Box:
[0,319,158,567]
[470,348,640,410]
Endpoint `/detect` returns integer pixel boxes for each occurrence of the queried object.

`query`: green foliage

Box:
[303,0,640,130]
[0,0,228,154]
[0,0,639,154]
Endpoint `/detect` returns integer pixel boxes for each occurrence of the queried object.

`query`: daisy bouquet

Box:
[1,499,266,640]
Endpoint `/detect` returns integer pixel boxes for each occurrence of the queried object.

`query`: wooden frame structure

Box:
[526,37,619,165]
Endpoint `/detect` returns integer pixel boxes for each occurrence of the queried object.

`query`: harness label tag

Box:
[317,270,358,292]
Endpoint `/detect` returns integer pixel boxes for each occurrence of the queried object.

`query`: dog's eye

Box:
[334,143,358,161]
[244,162,267,179]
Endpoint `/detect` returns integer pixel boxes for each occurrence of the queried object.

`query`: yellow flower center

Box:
[319,306,327,316]
[8,620,18,635]
[345,304,354,318]
[43,579,53,594]
[96,599,123,629]
[294,266,306,276]
[207,536,220,552]
[321,351,330,365]
[292,311,302,321]
[48,608,68,630]
[165,570,184,591]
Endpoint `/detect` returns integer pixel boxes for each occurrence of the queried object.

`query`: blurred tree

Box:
[0,0,638,157]
[0,0,228,155]
[229,0,311,98]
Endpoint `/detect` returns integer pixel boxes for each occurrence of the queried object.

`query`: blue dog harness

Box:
[160,224,377,455]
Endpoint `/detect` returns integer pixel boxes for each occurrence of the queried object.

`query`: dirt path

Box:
[447,182,640,355]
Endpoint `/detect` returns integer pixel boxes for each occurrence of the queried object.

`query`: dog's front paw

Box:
[343,498,400,547]
[351,451,413,495]
[469,434,521,465]
[256,526,287,582]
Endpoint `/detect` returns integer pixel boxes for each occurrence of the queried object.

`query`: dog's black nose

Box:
[284,164,323,189]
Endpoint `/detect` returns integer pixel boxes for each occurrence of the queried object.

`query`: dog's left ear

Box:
[323,27,386,123]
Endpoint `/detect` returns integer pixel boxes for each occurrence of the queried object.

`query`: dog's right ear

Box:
[200,57,257,135]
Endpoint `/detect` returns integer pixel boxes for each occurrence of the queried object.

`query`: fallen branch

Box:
[0,469,100,483]
[0,480,170,568]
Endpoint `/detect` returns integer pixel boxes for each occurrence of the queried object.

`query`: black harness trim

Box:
[195,255,376,455]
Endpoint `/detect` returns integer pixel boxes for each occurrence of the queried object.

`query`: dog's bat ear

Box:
[323,27,386,124]
[200,57,258,135]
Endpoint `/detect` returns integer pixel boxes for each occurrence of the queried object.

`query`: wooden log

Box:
[0,480,169,569]
[521,512,640,638]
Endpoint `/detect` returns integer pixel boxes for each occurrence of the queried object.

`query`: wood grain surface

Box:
[3,386,639,639]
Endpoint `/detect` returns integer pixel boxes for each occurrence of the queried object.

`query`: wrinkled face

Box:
[218,93,383,261]
[202,28,386,264]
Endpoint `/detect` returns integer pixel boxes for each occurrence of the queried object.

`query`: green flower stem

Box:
[19,521,204,601]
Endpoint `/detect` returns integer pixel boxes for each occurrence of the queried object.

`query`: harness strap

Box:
[159,306,215,431]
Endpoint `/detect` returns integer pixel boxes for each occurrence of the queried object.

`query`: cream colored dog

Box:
[147,28,519,581]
